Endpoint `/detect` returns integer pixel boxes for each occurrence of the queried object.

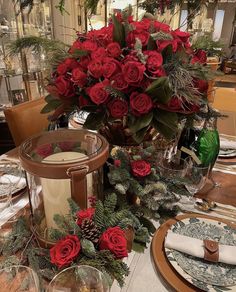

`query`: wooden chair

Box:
[4,98,50,146]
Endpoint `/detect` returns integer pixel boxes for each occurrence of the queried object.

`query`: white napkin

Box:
[165,231,236,265]
[0,174,26,190]
[220,138,236,150]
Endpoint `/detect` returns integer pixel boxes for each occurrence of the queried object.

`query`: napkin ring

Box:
[203,239,219,262]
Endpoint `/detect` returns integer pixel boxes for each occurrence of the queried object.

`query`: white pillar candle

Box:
[41,151,89,229]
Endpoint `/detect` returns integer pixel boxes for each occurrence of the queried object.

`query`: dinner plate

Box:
[218,149,236,158]
[152,214,236,292]
[165,217,236,291]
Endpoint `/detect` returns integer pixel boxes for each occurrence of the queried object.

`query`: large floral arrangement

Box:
[43,10,211,145]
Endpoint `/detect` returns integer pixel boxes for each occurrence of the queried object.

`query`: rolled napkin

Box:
[220,138,236,150]
[0,174,26,190]
[165,231,236,265]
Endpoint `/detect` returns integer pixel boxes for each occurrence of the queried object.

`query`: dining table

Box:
[1,146,236,292]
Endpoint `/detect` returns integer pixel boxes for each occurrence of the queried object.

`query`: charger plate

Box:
[151,214,236,292]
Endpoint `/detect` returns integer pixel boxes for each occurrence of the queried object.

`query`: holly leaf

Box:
[128,112,153,134]
[112,14,126,47]
[40,98,62,113]
[145,77,172,104]
[83,111,105,130]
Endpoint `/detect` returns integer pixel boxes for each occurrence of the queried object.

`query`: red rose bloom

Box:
[99,227,128,259]
[167,96,183,111]
[81,40,98,52]
[76,208,95,226]
[56,76,75,97]
[131,160,151,177]
[114,159,121,167]
[103,57,121,78]
[133,31,150,47]
[88,59,103,78]
[154,21,170,32]
[108,99,128,118]
[71,68,87,87]
[144,51,163,75]
[36,144,53,158]
[91,47,107,60]
[69,40,82,54]
[123,61,146,86]
[58,141,75,151]
[157,39,178,53]
[110,73,128,91]
[107,42,122,58]
[172,29,191,43]
[130,92,153,116]
[50,235,81,269]
[191,49,207,64]
[193,79,209,93]
[88,80,110,105]
[57,58,78,75]
[79,56,91,71]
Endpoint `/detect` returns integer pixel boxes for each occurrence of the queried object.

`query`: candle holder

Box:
[19,129,109,246]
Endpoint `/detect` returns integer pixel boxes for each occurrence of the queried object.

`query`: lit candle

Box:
[41,152,90,229]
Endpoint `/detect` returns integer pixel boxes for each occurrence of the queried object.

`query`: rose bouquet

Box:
[43,10,211,145]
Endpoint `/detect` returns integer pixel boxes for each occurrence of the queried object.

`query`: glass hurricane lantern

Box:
[19,129,109,247]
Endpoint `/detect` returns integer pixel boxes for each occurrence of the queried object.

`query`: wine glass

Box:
[0,265,40,291]
[47,265,110,292]
[184,159,210,204]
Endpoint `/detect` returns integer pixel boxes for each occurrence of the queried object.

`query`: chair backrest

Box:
[4,98,49,146]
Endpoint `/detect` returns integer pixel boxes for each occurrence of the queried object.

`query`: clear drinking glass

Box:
[47,265,110,292]
[0,265,40,291]
[185,159,210,197]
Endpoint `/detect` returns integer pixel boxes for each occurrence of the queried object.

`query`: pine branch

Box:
[104,193,117,216]
[94,200,105,230]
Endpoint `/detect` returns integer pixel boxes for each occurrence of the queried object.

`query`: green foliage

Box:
[104,193,117,216]
[41,96,63,114]
[55,0,69,15]
[83,111,106,130]
[192,34,224,57]
[128,112,153,134]
[68,198,80,214]
[112,14,126,47]
[145,77,172,104]
[94,200,105,230]
[81,239,96,258]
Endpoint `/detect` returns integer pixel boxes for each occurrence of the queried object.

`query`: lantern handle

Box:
[66,165,89,177]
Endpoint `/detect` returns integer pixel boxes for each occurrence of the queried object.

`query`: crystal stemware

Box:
[47,265,110,292]
[0,265,40,291]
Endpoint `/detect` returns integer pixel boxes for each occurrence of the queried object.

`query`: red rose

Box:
[88,59,103,78]
[36,144,53,158]
[69,40,82,54]
[130,92,153,116]
[107,42,122,58]
[87,26,113,47]
[110,73,128,91]
[103,57,121,78]
[144,51,163,75]
[108,99,128,118]
[157,39,178,53]
[99,227,128,259]
[57,58,79,75]
[131,160,151,177]
[81,40,98,52]
[91,47,108,60]
[56,76,75,97]
[133,31,150,47]
[58,141,75,152]
[191,49,207,64]
[154,21,170,32]
[71,68,87,87]
[193,79,209,93]
[76,208,95,226]
[79,56,91,71]
[114,159,121,167]
[172,29,191,43]
[50,235,81,269]
[88,80,110,105]
[123,61,145,86]
[167,96,182,111]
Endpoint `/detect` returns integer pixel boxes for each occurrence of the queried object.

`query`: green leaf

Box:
[138,217,156,235]
[40,99,62,114]
[145,77,172,104]
[152,110,178,140]
[45,94,56,103]
[112,14,126,47]
[83,111,105,130]
[132,241,145,253]
[132,127,149,144]
[72,49,89,57]
[147,36,157,50]
[128,112,153,134]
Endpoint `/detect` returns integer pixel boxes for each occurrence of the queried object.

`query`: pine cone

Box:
[81,219,101,244]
